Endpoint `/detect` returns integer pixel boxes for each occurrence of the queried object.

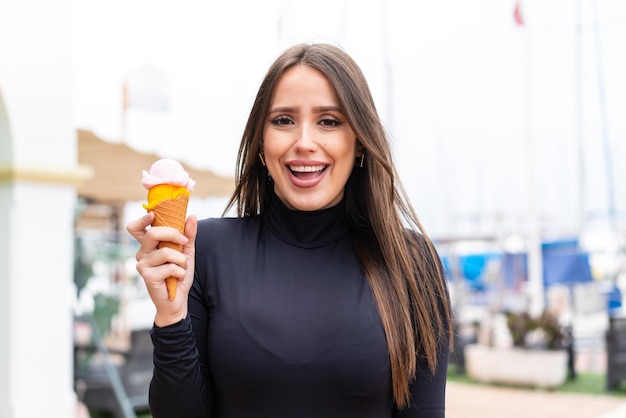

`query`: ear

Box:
[355,142,364,158]
[355,144,365,168]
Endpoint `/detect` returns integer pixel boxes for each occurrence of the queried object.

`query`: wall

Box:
[0,0,87,416]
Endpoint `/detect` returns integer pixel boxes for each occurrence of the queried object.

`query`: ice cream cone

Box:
[141,159,195,301]
[150,194,189,300]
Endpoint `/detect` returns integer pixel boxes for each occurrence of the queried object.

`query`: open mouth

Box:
[288,164,327,180]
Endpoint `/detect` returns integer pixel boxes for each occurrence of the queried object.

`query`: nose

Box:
[294,122,317,153]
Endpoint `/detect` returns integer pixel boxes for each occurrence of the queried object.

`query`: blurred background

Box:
[72,0,626,236]
[2,0,626,417]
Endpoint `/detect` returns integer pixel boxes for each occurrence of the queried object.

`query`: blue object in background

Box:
[457,253,502,291]
[439,238,597,295]
[608,285,623,315]
[502,252,527,289]
[540,238,594,287]
[439,253,499,291]
[542,251,594,287]
[542,239,580,255]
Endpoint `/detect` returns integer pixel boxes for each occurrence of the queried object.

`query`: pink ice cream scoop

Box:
[141,158,196,191]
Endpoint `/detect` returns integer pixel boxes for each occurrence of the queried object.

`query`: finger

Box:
[146,225,189,248]
[126,212,155,242]
[136,247,188,283]
[136,226,187,264]
[180,216,198,287]
[139,244,188,268]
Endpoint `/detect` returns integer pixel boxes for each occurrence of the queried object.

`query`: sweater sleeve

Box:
[148,219,216,417]
[149,316,211,418]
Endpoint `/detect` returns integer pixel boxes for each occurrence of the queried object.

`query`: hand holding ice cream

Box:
[142,159,195,300]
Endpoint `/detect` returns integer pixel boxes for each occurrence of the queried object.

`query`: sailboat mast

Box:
[591,0,616,228]
[575,0,586,235]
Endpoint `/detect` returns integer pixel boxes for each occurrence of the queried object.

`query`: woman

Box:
[127,43,453,418]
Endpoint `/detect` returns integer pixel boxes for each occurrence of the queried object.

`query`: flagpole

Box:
[515,1,544,317]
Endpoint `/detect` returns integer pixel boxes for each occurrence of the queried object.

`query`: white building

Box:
[0,0,84,416]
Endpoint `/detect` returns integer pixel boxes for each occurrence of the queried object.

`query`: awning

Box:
[77,129,234,203]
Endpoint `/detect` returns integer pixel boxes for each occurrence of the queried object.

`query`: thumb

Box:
[184,215,198,249]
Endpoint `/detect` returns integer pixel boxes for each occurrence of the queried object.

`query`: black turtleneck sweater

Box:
[149,197,448,418]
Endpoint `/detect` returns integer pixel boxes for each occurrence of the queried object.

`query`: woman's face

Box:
[263,65,360,211]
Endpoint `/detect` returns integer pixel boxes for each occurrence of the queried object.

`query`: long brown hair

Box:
[225,43,452,409]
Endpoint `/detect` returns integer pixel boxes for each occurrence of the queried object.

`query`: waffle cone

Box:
[150,194,189,300]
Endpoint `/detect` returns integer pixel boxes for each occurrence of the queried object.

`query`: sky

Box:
[71,0,626,244]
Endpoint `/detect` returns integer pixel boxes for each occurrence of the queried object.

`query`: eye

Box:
[270,116,293,126]
[319,117,342,127]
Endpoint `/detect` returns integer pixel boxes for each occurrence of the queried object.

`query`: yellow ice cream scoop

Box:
[142,184,190,210]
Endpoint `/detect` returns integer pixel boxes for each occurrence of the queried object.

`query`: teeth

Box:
[289,165,326,172]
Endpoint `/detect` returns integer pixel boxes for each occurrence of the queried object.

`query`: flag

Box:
[513,1,525,26]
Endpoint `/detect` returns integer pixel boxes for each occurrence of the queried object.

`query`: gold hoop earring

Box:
[259,152,266,167]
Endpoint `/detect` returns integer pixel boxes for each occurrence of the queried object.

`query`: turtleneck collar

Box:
[263,193,350,249]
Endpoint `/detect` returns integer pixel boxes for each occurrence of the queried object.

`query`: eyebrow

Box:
[268,105,344,114]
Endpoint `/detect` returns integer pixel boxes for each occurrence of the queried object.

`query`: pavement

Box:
[445,302,626,417]
[445,337,626,418]
[446,381,626,418]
